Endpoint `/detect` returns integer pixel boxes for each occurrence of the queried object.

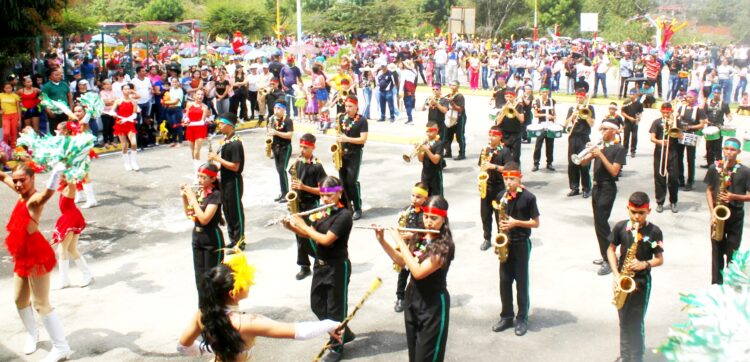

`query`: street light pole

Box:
[276,0,281,41]
[533,0,538,42]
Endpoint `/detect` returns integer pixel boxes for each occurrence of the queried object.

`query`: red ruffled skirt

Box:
[5,200,56,277]
[114,121,137,136]
[185,125,207,142]
[52,195,86,244]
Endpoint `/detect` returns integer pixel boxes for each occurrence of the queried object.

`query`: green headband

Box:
[218,117,234,127]
[724,139,741,149]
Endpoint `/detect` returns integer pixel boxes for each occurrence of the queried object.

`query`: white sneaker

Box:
[42,346,72,362]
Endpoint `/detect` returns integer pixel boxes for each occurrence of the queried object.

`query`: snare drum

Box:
[546,123,563,138]
[526,124,545,139]
[488,109,500,122]
[679,132,699,146]
[721,125,736,137]
[703,126,721,141]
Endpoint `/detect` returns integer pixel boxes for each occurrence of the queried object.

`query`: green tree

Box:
[1,0,70,71]
[204,0,272,39]
[581,0,655,41]
[536,0,581,35]
[53,9,99,35]
[143,0,185,22]
[422,0,458,29]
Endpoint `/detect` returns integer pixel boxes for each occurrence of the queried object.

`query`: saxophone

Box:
[285,160,300,214]
[491,193,510,263]
[393,211,409,273]
[613,221,639,310]
[330,114,344,170]
[712,164,732,241]
[265,117,274,159]
[478,146,490,199]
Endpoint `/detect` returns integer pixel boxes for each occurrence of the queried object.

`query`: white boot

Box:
[41,312,71,362]
[81,183,98,209]
[122,152,132,171]
[17,306,38,355]
[73,257,94,287]
[129,150,140,171]
[55,259,71,290]
[73,189,84,204]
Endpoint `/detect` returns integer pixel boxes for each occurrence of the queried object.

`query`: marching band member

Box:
[491,162,539,337]
[183,89,210,177]
[704,138,750,285]
[649,103,680,213]
[289,133,328,280]
[479,126,512,251]
[675,90,707,191]
[283,176,355,362]
[419,122,444,197]
[208,113,245,249]
[394,182,428,312]
[531,88,556,171]
[495,90,525,163]
[606,192,664,362]
[269,102,294,203]
[520,86,534,144]
[421,83,450,143]
[444,80,467,160]
[565,89,595,198]
[337,96,368,220]
[702,88,732,168]
[113,83,140,171]
[621,88,643,157]
[374,195,455,361]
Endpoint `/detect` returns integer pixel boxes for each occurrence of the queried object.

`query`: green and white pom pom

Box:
[16,131,95,181]
[79,92,104,118]
[40,93,74,117]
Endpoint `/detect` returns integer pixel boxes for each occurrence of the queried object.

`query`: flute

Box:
[264,203,336,227]
[354,225,441,234]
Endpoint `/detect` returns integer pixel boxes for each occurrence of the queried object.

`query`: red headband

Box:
[199,167,218,178]
[345,97,358,105]
[422,206,448,217]
[576,92,587,97]
[504,91,516,96]
[300,140,315,148]
[502,170,522,178]
[427,127,438,132]
[489,129,503,136]
[628,202,650,210]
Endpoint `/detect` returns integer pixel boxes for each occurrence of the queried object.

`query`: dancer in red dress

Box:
[183,89,210,176]
[52,175,93,289]
[113,83,140,171]
[1,162,71,361]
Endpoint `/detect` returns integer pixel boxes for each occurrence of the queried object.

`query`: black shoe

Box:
[321,350,342,362]
[567,190,580,197]
[295,266,311,280]
[444,153,453,158]
[546,164,555,171]
[582,191,591,199]
[394,299,404,313]
[592,258,604,265]
[352,210,362,220]
[700,164,709,169]
[630,152,635,158]
[514,320,528,336]
[656,204,664,213]
[453,155,466,160]
[683,184,693,191]
[532,165,540,172]
[378,119,386,122]
[273,194,284,202]
[492,318,514,332]
[343,330,356,344]
[480,240,491,251]
[597,263,612,276]
[279,197,288,203]
[389,118,395,123]
[671,203,678,213]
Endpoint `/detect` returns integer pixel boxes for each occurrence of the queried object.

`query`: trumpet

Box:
[571,139,604,165]
[264,203,337,227]
[564,96,591,133]
[498,101,518,121]
[354,225,441,234]
[402,139,428,163]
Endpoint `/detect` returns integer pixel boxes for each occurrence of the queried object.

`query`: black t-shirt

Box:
[292,157,327,206]
[622,99,644,120]
[534,98,556,122]
[421,139,444,181]
[339,114,368,151]
[219,136,244,180]
[427,97,450,125]
[567,105,595,136]
[449,93,465,120]
[499,103,526,133]
[493,86,508,108]
[215,80,229,96]
[593,144,627,182]
[498,188,540,242]
[609,220,664,280]
[313,207,353,260]
[271,116,293,146]
[409,236,454,295]
[704,162,750,209]
[400,206,424,229]
[677,105,707,133]
[649,117,680,154]
[704,101,731,126]
[195,189,223,229]
[478,144,512,190]
[268,61,283,79]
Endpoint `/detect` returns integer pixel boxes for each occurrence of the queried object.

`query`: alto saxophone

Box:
[265,117,274,159]
[712,165,732,241]
[331,114,344,170]
[491,193,510,263]
[285,160,300,214]
[478,147,490,199]
[613,221,639,310]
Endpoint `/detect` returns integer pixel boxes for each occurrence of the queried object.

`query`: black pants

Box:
[504,132,522,163]
[653,149,679,205]
[676,143,696,185]
[340,148,363,212]
[396,267,409,299]
[221,177,245,246]
[422,171,443,197]
[272,144,291,195]
[404,285,450,362]
[619,76,631,98]
[296,201,318,267]
[247,90,258,119]
[623,121,638,154]
[480,187,501,241]
[311,259,353,353]
[500,239,531,321]
[533,136,554,166]
[192,228,225,305]
[230,88,248,120]
[618,276,650,362]
[444,116,466,157]
[711,209,744,284]
[705,137,723,166]
[101,114,115,144]
[568,135,591,192]
[203,97,217,117]
[592,182,617,259]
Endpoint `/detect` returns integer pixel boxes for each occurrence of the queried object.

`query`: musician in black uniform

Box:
[289,133,328,280]
[532,88,556,171]
[419,122,444,196]
[604,103,625,130]
[520,86,534,144]
[490,77,508,109]
[675,90,707,191]
[444,80,466,160]
[580,119,626,276]
[649,103,681,213]
[480,127,512,251]
[284,176,354,362]
[702,88,733,167]
[269,102,294,203]
[704,138,750,284]
[208,113,245,249]
[180,163,225,305]
[421,83,450,143]
[337,96,368,220]
[265,78,285,120]
[566,90,595,198]
[394,182,428,313]
[492,162,540,337]
[495,90,525,163]
[373,196,455,361]
[606,191,664,362]
[621,88,644,157]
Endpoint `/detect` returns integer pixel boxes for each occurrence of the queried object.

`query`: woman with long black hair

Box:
[374,195,455,362]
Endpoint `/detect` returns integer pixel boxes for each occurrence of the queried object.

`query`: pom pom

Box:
[222,252,256,297]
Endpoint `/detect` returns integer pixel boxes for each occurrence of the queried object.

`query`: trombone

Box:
[658,114,682,177]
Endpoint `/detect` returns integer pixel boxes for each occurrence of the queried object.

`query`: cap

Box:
[201,66,209,71]
[262,63,269,68]
[218,112,238,126]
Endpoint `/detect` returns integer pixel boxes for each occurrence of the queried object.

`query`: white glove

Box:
[176,341,213,357]
[45,163,66,190]
[294,319,340,340]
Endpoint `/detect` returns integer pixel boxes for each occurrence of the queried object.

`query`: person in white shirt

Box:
[247,65,260,120]
[434,45,448,86]
[593,52,610,98]
[131,66,154,125]
[716,58,735,100]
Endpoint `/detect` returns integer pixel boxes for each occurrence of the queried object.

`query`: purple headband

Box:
[319,186,343,193]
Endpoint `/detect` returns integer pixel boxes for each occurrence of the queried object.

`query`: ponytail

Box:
[199,265,245,361]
